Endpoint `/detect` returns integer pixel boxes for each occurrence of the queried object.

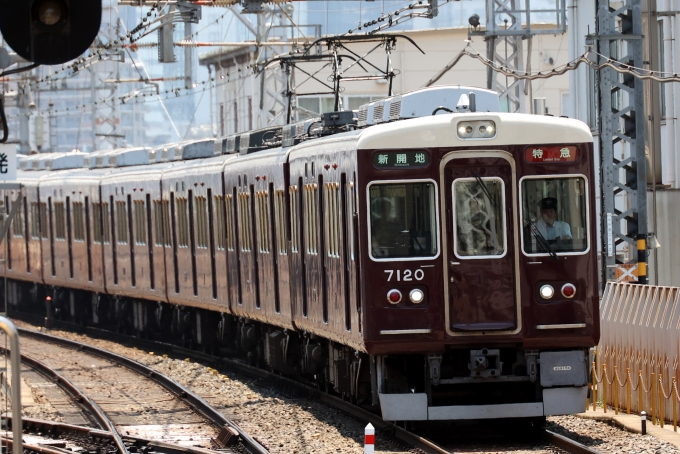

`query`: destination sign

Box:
[525,145,578,163]
[373,151,430,169]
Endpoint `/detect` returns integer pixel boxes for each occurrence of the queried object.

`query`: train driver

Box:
[534,197,572,243]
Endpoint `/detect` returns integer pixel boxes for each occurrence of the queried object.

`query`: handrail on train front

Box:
[0,317,22,454]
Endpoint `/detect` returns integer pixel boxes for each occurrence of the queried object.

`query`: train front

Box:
[356,88,598,422]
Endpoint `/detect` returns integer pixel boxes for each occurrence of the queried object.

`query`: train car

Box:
[6,85,598,424]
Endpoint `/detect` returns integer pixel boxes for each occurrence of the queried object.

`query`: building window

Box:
[220,103,225,136]
[233,101,238,133]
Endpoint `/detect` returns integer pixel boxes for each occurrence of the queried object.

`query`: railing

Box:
[595,282,680,429]
[0,317,22,453]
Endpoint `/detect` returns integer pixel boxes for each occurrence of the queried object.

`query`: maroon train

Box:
[2,86,598,422]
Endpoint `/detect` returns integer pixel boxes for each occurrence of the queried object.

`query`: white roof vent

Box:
[107,147,153,167]
[46,152,85,170]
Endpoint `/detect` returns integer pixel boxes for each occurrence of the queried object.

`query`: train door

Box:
[442,153,520,334]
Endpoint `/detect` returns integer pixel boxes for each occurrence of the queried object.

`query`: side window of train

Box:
[275,190,286,255]
[153,200,164,247]
[176,197,189,248]
[101,202,111,244]
[134,200,146,246]
[92,203,102,244]
[39,202,48,240]
[73,202,85,242]
[453,178,506,258]
[224,194,235,251]
[324,182,340,258]
[12,197,23,238]
[237,191,252,252]
[54,201,66,241]
[30,202,40,239]
[255,190,270,254]
[214,195,226,250]
[161,200,171,247]
[346,182,355,261]
[195,195,208,249]
[369,181,438,260]
[289,186,299,253]
[303,183,319,255]
[116,200,128,245]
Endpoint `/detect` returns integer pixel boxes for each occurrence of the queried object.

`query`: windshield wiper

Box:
[527,218,558,260]
[474,175,496,209]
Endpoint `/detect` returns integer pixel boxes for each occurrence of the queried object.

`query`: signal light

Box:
[0,0,102,65]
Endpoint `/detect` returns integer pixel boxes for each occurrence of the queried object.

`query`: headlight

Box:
[540,284,555,299]
[457,122,474,138]
[409,289,425,304]
[456,120,497,139]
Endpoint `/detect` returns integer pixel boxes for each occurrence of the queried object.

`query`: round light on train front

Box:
[387,289,402,305]
[561,283,576,298]
[540,284,555,299]
[478,121,496,138]
[409,289,425,304]
[457,122,474,138]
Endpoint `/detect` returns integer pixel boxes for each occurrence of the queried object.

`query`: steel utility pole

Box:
[596,0,648,285]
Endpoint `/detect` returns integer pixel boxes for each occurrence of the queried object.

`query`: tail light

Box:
[387,289,402,304]
[561,283,576,298]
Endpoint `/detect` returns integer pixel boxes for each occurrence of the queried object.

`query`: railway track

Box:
[9,315,601,454]
[6,329,269,454]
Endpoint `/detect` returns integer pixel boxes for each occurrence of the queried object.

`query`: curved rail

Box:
[0,346,130,454]
[17,328,269,454]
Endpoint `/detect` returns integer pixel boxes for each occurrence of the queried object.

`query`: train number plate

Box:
[384,269,425,281]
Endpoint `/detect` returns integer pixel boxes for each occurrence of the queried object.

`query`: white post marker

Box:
[364,423,375,454]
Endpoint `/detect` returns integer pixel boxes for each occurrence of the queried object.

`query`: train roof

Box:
[355,111,593,150]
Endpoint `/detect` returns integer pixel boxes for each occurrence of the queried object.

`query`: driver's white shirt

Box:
[535,220,572,241]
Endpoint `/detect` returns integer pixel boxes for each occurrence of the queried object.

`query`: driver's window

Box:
[453,178,506,258]
[521,177,588,254]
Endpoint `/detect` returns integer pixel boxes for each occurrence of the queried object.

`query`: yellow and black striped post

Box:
[637,234,647,285]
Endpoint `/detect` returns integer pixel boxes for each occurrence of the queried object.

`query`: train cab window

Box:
[153,200,164,247]
[214,195,226,250]
[324,183,340,258]
[453,178,506,258]
[303,184,319,255]
[368,181,438,260]
[54,202,66,241]
[161,200,171,247]
[134,200,146,246]
[115,201,128,245]
[521,176,589,255]
[73,202,85,242]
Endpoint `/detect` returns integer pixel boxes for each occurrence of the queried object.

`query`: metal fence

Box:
[0,316,22,453]
[596,282,680,429]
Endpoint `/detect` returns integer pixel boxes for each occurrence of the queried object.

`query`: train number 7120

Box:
[384,269,425,282]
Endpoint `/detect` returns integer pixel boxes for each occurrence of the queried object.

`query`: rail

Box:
[17,328,269,454]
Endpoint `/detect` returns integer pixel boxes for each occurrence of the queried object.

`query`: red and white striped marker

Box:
[364,423,375,454]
